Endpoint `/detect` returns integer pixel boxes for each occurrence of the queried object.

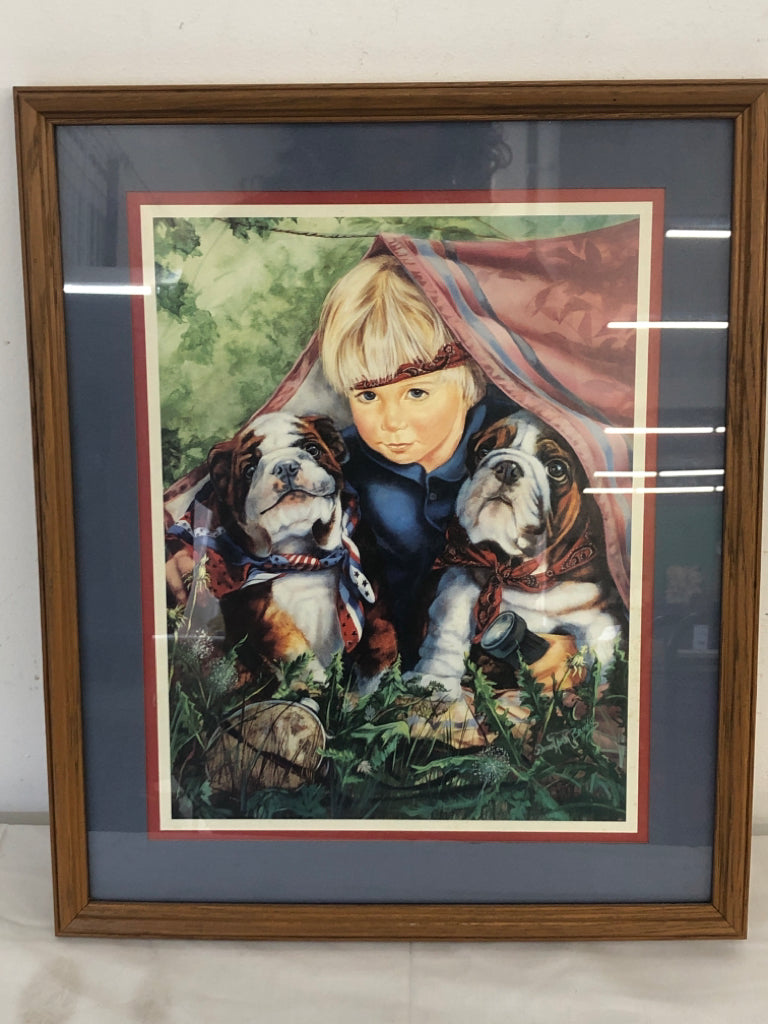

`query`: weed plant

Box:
[168,621,628,824]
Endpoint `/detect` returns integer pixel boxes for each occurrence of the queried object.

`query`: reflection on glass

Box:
[666,229,731,238]
[608,320,729,329]
[64,283,151,295]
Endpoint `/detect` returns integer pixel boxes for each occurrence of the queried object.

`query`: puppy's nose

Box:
[493,459,523,485]
[273,459,300,483]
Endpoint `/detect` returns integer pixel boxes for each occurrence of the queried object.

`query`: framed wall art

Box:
[14,81,768,940]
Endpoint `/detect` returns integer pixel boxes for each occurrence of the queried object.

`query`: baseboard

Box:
[0,812,50,825]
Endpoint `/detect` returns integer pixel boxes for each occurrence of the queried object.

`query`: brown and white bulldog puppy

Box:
[166,410,397,690]
[413,410,626,699]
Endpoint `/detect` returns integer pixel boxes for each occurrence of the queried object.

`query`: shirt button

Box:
[428,491,438,502]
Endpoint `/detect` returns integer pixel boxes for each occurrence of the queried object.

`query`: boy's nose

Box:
[380,402,406,432]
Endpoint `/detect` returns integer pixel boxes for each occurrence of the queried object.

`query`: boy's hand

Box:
[166,547,194,606]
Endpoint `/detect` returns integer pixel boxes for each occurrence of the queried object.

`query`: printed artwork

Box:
[130,194,660,838]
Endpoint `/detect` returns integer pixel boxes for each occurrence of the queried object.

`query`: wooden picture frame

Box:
[14,81,767,940]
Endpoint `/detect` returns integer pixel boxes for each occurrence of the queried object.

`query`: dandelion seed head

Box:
[470,746,513,783]
[206,658,237,696]
[190,629,215,660]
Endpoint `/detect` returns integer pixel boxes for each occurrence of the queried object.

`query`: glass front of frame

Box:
[57,119,729,901]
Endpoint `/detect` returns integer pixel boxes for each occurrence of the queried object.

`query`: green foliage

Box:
[161,427,184,485]
[168,631,629,824]
[154,218,202,260]
[177,308,219,365]
[152,211,636,483]
[226,217,281,242]
[156,277,191,319]
[155,209,635,822]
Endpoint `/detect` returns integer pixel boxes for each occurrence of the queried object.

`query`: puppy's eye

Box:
[475,443,494,461]
[244,464,257,480]
[302,441,322,459]
[547,459,570,483]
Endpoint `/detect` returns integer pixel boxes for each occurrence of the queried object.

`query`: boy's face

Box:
[350,370,471,474]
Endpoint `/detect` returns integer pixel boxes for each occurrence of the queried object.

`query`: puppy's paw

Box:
[307,656,329,688]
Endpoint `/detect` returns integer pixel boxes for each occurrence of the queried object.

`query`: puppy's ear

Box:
[466,426,497,474]
[466,431,483,474]
[208,440,235,506]
[304,414,349,465]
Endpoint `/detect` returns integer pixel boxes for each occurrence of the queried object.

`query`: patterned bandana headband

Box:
[351,342,468,391]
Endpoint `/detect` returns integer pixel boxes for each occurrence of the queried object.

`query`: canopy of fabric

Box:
[255,221,643,606]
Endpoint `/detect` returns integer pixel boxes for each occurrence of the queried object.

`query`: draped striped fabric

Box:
[264,224,644,606]
[367,227,641,607]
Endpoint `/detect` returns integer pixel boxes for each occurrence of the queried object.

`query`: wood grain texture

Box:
[14,93,90,935]
[59,899,740,942]
[13,80,768,941]
[710,90,768,939]
[13,80,768,123]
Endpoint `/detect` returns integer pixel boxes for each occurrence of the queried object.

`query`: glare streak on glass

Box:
[608,321,729,329]
[604,426,726,435]
[593,469,725,479]
[64,283,151,295]
[585,486,724,495]
[593,470,656,478]
[665,229,732,238]
[657,469,724,478]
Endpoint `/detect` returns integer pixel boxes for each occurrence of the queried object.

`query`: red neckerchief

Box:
[168,490,371,653]
[434,519,598,641]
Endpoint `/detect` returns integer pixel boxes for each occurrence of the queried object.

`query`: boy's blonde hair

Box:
[318,254,486,405]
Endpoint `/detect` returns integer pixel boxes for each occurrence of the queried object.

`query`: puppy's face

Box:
[457,411,584,559]
[208,411,347,554]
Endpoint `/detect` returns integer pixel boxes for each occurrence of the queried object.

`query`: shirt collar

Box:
[430,400,486,482]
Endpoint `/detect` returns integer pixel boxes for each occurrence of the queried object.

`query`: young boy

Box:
[318,252,585,715]
[318,254,501,666]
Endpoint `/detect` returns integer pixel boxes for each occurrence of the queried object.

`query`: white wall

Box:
[1,0,768,825]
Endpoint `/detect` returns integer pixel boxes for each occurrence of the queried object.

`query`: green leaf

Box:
[170,685,204,763]
[177,309,219,365]
[154,218,202,259]
[157,278,191,319]
[463,659,527,767]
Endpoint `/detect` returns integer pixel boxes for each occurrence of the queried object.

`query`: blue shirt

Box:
[342,399,508,665]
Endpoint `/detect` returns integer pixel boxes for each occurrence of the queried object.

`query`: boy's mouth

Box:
[384,442,413,454]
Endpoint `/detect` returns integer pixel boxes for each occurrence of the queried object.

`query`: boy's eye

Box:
[407,388,428,399]
[356,391,377,402]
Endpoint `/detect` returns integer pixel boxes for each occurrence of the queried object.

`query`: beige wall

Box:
[1,0,768,825]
